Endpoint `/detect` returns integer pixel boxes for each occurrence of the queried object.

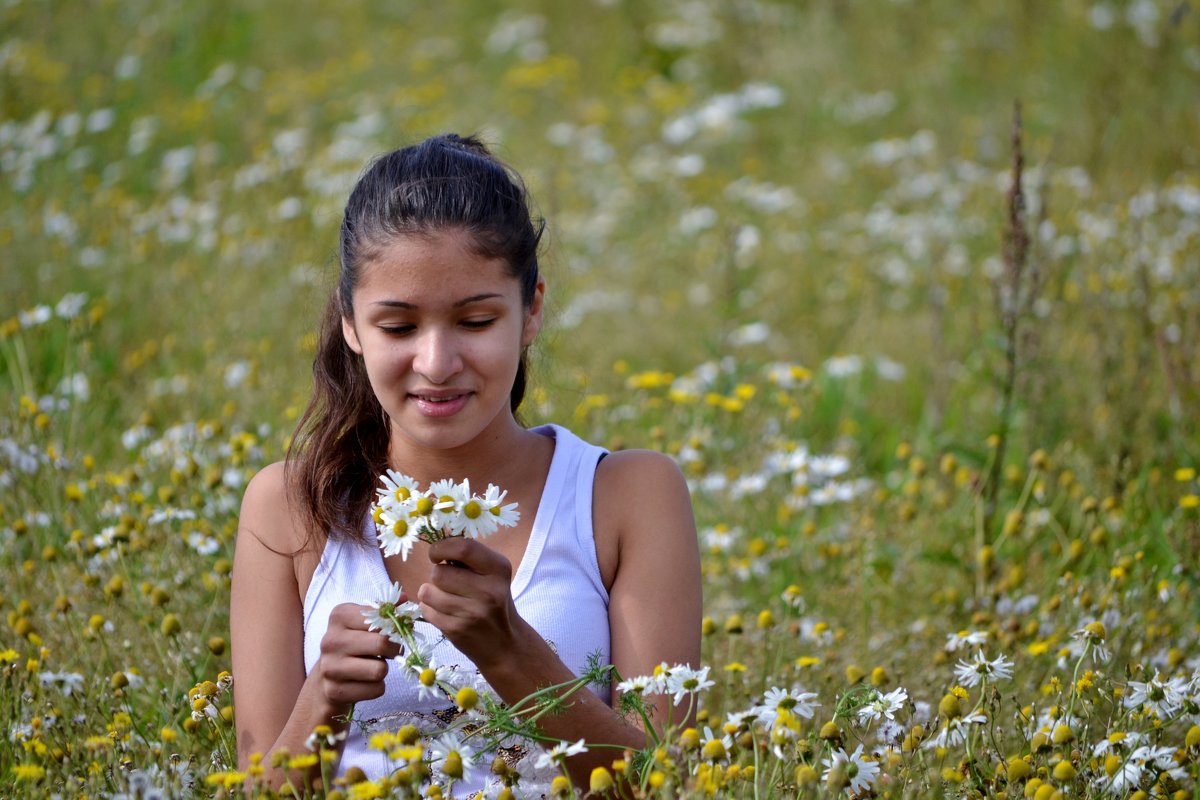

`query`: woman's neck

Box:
[385,416,547,488]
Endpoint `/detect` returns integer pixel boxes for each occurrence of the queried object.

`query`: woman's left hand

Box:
[416,537,525,670]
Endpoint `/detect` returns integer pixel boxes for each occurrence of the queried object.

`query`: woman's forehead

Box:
[356,232,516,301]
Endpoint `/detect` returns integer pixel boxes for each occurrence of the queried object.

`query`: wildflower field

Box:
[4,0,1200,797]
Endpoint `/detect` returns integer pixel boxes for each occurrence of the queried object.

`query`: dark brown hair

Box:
[287,133,544,544]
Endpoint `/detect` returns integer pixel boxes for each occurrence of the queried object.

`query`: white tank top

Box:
[301,424,611,791]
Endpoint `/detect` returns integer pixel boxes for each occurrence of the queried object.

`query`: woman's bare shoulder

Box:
[237,461,313,559]
[595,448,690,497]
[592,448,696,587]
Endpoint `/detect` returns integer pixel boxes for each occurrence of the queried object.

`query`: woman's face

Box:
[342,228,543,454]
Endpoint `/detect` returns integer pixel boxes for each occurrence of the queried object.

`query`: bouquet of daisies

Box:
[363,471,522,672]
[370,470,521,561]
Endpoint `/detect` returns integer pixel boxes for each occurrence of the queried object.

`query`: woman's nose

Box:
[412,329,463,384]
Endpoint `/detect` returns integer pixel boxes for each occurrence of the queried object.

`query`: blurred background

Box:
[4,0,1198,469]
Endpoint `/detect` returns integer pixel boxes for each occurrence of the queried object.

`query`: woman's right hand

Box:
[315,602,404,709]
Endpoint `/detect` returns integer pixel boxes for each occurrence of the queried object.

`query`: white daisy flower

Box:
[428,732,478,783]
[665,665,714,705]
[821,743,880,794]
[857,687,908,723]
[408,657,454,703]
[535,738,588,769]
[482,483,521,528]
[758,685,820,727]
[449,489,500,539]
[1091,730,1146,758]
[953,650,1015,687]
[1123,672,1188,719]
[944,630,988,652]
[616,674,656,696]
[361,582,422,645]
[377,507,421,560]
[377,469,420,505]
[925,712,987,749]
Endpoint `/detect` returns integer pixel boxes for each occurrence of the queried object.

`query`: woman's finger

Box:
[322,625,404,659]
[427,538,512,580]
[416,582,478,621]
[329,602,375,630]
[322,677,389,705]
[321,652,391,684]
[427,560,504,598]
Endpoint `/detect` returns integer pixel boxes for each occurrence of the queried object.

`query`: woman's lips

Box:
[409,391,471,418]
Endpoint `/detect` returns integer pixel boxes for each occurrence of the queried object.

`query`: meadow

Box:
[3,0,1200,796]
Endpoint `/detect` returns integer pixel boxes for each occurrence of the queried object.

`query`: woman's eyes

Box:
[459,318,497,330]
[377,318,496,335]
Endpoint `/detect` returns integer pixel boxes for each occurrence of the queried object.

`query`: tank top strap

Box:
[512,424,608,601]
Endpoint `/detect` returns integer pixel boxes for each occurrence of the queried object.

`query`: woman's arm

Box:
[416,449,702,784]
[598,449,703,731]
[230,462,400,790]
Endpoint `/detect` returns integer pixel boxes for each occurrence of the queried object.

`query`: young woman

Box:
[230,133,702,795]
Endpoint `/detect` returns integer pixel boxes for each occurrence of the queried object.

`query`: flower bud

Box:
[589,766,615,794]
[441,751,463,780]
[701,739,726,761]
[1051,724,1073,745]
[938,693,962,719]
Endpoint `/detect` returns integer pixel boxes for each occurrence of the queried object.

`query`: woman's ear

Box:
[521,278,546,346]
[342,316,363,355]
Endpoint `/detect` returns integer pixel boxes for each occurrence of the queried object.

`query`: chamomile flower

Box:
[370,475,521,559]
[377,507,421,560]
[1098,755,1145,796]
[953,650,1014,687]
[305,724,347,751]
[428,732,477,783]
[757,685,819,727]
[1123,672,1188,718]
[408,657,454,703]
[699,725,733,762]
[428,478,466,525]
[1091,730,1146,758]
[535,738,587,769]
[378,469,420,506]
[482,483,521,528]
[725,708,765,730]
[821,744,880,794]
[449,488,499,539]
[944,630,988,652]
[875,718,906,746]
[665,665,714,705]
[616,674,656,696]
[361,582,422,645]
[924,712,987,749]
[856,687,908,723]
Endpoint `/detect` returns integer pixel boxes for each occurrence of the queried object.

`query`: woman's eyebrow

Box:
[453,293,503,307]
[371,293,503,309]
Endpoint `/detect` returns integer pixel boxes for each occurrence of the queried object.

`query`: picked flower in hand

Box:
[362,581,423,645]
[371,471,520,560]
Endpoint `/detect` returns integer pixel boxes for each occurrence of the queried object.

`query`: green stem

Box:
[1064,640,1091,722]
